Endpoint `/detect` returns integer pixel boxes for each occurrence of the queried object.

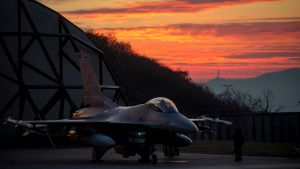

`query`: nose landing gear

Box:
[151,154,157,164]
[92,147,109,163]
[138,144,158,164]
[163,145,180,158]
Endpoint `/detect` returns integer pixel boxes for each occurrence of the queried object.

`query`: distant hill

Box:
[87,32,248,116]
[206,68,300,112]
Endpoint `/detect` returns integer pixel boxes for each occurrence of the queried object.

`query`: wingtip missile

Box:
[5,116,33,129]
[214,118,232,126]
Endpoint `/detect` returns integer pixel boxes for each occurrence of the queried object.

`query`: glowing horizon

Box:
[40,0,300,82]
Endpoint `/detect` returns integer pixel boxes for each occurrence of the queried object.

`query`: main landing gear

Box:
[163,145,180,158]
[151,154,158,164]
[92,144,158,164]
[92,147,109,163]
[138,144,157,164]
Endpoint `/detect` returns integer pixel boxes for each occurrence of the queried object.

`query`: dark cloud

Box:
[171,60,300,67]
[168,21,300,36]
[62,0,277,15]
[178,0,276,4]
[170,61,259,67]
[228,17,300,22]
[171,62,252,66]
[288,58,300,61]
[97,21,300,38]
[225,51,300,59]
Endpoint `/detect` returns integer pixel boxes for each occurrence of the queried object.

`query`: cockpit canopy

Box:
[146,97,179,113]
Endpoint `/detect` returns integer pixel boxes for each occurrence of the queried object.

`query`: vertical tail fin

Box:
[78,51,116,108]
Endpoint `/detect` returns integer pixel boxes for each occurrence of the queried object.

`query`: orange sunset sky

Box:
[40,0,300,82]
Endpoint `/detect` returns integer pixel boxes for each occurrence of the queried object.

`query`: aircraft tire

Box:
[163,145,179,158]
[151,154,157,164]
[92,147,104,163]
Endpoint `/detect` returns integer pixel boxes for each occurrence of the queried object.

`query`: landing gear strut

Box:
[151,154,157,164]
[92,147,108,163]
[139,144,157,164]
[163,145,179,158]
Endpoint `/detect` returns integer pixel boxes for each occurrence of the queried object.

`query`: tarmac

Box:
[0,147,300,169]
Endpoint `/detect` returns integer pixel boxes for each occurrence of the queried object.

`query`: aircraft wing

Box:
[190,116,232,126]
[189,116,231,133]
[4,116,166,131]
[5,116,105,128]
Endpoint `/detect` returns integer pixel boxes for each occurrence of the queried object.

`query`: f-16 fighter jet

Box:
[5,52,231,164]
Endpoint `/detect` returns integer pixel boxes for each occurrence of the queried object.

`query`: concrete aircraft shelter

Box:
[0,0,127,124]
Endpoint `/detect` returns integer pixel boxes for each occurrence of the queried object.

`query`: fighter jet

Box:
[5,52,231,164]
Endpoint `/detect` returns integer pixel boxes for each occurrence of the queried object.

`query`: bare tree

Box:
[259,89,274,113]
[218,88,282,113]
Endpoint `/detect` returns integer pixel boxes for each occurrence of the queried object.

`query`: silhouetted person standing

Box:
[232,126,245,161]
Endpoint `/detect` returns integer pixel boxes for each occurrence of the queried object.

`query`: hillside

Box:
[87,32,246,116]
[206,68,300,112]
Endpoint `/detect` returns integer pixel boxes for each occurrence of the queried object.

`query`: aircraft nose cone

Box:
[171,113,199,133]
[185,119,199,133]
